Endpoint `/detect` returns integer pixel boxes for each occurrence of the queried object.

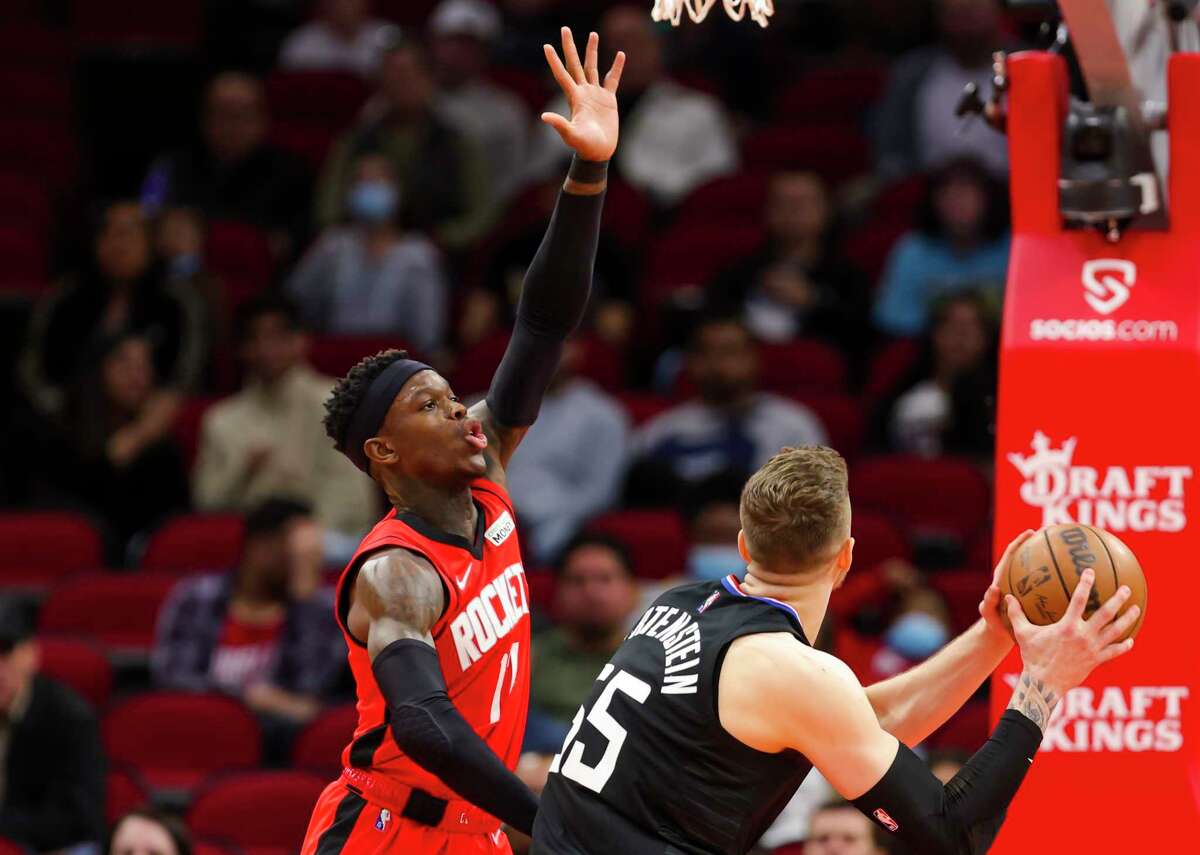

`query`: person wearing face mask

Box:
[286,152,448,354]
[684,470,750,582]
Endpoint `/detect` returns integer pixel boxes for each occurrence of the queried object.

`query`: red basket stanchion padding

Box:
[104,693,262,792]
[586,511,688,580]
[37,636,112,711]
[188,771,328,855]
[292,704,357,778]
[140,514,245,574]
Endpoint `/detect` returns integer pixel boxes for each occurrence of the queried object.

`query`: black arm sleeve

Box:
[485,173,605,427]
[852,710,1043,855]
[372,639,538,834]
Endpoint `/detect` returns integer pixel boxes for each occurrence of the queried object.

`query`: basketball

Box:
[1002,525,1147,640]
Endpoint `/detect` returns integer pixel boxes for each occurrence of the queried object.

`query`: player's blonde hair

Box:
[740,446,849,572]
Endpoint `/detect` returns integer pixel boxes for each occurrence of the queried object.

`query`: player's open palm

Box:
[1006,567,1139,697]
[542,27,624,162]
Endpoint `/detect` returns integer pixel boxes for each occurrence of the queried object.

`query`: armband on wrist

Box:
[567,156,609,187]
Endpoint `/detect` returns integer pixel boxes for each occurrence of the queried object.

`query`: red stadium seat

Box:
[194,840,242,855]
[39,573,178,654]
[642,223,764,305]
[0,838,26,855]
[73,0,203,50]
[265,71,368,130]
[929,567,992,633]
[862,337,921,407]
[757,339,848,395]
[0,511,104,589]
[37,636,112,710]
[741,123,869,187]
[205,221,274,301]
[847,510,911,572]
[172,396,219,472]
[615,392,672,427]
[792,393,865,461]
[0,25,71,70]
[292,704,357,778]
[842,217,911,285]
[449,330,511,397]
[0,225,48,295]
[674,172,771,227]
[269,123,336,175]
[600,178,652,253]
[0,120,76,189]
[140,514,245,574]
[773,64,886,122]
[0,172,53,233]
[928,699,989,751]
[0,71,71,123]
[851,456,991,546]
[586,510,688,580]
[106,767,151,824]
[188,771,327,855]
[574,335,626,394]
[104,693,262,792]
[309,335,415,380]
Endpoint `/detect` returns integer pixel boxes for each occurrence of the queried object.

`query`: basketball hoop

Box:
[651,0,775,28]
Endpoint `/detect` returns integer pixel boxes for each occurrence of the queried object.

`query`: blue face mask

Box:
[884,612,949,661]
[347,180,399,224]
[687,545,745,581]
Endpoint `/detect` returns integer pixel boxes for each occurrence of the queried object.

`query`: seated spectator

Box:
[315,34,494,250]
[506,340,630,564]
[839,586,952,684]
[0,600,106,852]
[524,4,738,206]
[157,206,227,372]
[106,809,191,855]
[141,72,312,259]
[32,332,190,563]
[277,0,397,78]
[20,201,208,415]
[286,152,448,351]
[430,0,531,202]
[527,535,639,752]
[630,316,826,501]
[872,0,1009,179]
[151,500,346,758]
[804,800,887,855]
[879,292,998,460]
[707,171,871,364]
[192,296,380,557]
[682,471,746,581]
[872,157,1010,337]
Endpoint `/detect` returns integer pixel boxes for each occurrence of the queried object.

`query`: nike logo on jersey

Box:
[449,563,529,671]
[456,564,473,589]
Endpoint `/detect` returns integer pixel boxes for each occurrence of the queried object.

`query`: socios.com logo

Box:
[1081,259,1136,315]
[1027,260,1178,342]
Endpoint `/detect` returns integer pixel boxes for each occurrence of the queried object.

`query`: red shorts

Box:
[301,781,513,855]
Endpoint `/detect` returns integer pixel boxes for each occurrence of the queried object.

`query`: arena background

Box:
[0,2,1082,854]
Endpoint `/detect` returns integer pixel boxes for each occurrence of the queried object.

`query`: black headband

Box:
[340,358,433,473]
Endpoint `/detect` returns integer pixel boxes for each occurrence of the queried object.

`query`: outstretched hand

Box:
[542,27,624,162]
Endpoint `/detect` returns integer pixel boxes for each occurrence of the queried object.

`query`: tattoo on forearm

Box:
[1007,671,1059,732]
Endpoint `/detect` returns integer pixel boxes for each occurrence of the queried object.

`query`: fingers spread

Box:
[544,44,574,94]
[561,26,585,83]
[1065,568,1095,622]
[1099,604,1141,645]
[540,112,571,137]
[1098,637,1135,663]
[584,31,600,85]
[1090,584,1132,627]
[604,51,626,93]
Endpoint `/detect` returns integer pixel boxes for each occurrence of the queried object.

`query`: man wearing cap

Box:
[429,0,531,202]
[298,27,623,855]
[0,601,105,852]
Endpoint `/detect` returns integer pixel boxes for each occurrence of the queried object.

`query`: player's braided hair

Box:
[322,348,411,450]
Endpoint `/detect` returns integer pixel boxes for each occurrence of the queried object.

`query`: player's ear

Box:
[837,536,854,571]
[364,436,399,466]
[736,530,751,564]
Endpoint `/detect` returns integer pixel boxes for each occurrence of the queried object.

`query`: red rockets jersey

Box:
[333,478,531,803]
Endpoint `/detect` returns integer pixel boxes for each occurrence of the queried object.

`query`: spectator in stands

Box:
[524,4,738,206]
[682,471,746,581]
[872,0,1010,179]
[157,206,227,369]
[192,296,379,558]
[527,535,639,752]
[106,809,191,855]
[152,500,346,758]
[0,600,106,852]
[430,0,531,202]
[277,0,397,78]
[141,72,312,259]
[35,332,190,563]
[872,157,1009,338]
[506,340,630,563]
[630,316,826,501]
[804,800,887,855]
[707,171,871,363]
[880,292,998,460]
[20,201,208,416]
[315,34,494,250]
[286,152,448,352]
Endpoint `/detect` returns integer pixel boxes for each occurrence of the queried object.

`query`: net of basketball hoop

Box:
[651,0,775,28]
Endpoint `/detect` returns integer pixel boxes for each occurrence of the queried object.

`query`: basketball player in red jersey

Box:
[299,27,623,855]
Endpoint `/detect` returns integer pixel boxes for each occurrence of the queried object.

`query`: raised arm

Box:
[352,548,538,833]
[863,530,1034,745]
[470,28,624,477]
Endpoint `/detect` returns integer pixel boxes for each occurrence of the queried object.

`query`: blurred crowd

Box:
[0,1,1036,853]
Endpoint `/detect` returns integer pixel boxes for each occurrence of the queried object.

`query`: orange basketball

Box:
[1001,524,1147,640]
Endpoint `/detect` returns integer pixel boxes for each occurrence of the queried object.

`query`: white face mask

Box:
[687,544,745,581]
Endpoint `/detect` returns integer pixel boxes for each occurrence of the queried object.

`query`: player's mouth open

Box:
[464,420,488,450]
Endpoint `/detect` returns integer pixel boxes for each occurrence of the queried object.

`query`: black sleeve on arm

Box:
[485,162,606,427]
[852,710,1043,855]
[372,639,539,834]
